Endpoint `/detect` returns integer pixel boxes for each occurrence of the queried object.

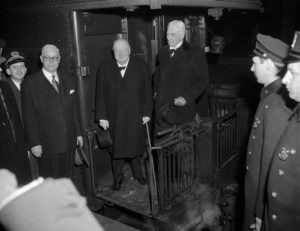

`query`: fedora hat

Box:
[156,103,186,128]
[96,129,113,149]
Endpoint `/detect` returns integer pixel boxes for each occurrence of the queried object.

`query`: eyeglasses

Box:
[42,56,60,62]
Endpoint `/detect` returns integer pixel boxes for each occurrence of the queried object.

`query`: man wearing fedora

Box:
[0,44,31,185]
[154,20,209,134]
[243,34,295,231]
[261,31,300,231]
[95,39,152,191]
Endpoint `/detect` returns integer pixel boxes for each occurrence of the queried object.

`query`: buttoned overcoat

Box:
[154,42,209,132]
[95,58,153,158]
[243,79,293,231]
[263,104,300,231]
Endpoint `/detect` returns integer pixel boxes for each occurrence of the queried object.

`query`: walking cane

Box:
[145,122,158,215]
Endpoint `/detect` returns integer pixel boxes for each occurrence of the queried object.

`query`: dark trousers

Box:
[37,150,75,179]
[111,155,144,182]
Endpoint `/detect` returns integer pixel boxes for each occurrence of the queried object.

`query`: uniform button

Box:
[272,192,277,198]
[265,90,269,94]
[272,214,277,220]
[278,170,284,176]
[249,151,252,155]
[252,136,255,139]
[265,105,269,109]
[246,166,249,170]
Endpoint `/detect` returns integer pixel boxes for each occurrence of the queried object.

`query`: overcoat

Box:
[243,79,293,231]
[95,58,152,158]
[154,41,209,131]
[6,78,22,120]
[21,70,82,155]
[0,81,31,184]
[263,104,300,231]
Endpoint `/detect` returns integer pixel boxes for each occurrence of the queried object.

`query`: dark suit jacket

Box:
[0,81,31,184]
[154,41,209,130]
[21,70,82,155]
[95,58,152,158]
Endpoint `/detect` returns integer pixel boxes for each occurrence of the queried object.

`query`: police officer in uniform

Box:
[243,34,294,231]
[262,31,300,231]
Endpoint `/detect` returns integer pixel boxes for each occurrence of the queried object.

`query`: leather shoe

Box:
[111,177,123,191]
[136,177,147,185]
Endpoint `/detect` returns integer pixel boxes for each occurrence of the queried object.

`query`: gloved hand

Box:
[99,120,109,130]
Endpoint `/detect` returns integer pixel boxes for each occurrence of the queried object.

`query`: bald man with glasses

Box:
[21,44,83,179]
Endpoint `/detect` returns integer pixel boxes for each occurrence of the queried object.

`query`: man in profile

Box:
[22,44,83,179]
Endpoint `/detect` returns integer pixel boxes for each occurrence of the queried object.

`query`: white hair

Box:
[41,44,60,56]
[112,39,130,51]
[168,20,186,36]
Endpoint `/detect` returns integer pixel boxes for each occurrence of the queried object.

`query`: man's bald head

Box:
[112,39,131,66]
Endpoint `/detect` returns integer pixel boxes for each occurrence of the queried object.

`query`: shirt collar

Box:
[11,79,21,91]
[42,68,59,83]
[117,59,129,68]
[170,41,183,50]
[260,78,282,100]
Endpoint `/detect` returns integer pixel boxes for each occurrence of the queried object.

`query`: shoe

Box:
[136,177,147,185]
[111,177,123,191]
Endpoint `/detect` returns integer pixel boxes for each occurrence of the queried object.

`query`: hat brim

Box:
[5,58,26,69]
[284,54,300,64]
[156,103,185,128]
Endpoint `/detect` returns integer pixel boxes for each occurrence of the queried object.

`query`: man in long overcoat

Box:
[243,34,294,231]
[0,80,31,185]
[262,31,300,231]
[22,44,83,179]
[154,20,209,134]
[95,39,153,191]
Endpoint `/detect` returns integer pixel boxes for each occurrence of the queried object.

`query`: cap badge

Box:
[252,117,260,128]
[291,33,298,48]
[11,51,20,57]
[278,147,294,161]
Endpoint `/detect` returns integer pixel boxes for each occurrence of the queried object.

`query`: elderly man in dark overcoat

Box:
[21,44,83,179]
[242,34,295,231]
[262,31,300,231]
[154,20,209,134]
[95,39,153,191]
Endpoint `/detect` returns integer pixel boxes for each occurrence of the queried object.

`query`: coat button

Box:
[249,151,252,155]
[246,166,249,170]
[272,214,277,220]
[265,105,269,109]
[252,136,255,139]
[272,192,277,198]
[278,170,284,176]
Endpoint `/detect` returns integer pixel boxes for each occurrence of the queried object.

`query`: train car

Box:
[0,0,263,229]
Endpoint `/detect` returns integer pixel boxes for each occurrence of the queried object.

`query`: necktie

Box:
[51,75,59,93]
[170,49,176,57]
[118,66,126,72]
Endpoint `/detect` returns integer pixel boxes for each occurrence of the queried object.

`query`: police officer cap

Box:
[254,34,289,66]
[4,50,26,69]
[285,31,300,63]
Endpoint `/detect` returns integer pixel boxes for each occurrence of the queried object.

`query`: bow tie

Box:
[118,66,126,71]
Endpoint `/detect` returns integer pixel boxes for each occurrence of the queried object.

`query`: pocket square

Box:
[70,89,75,94]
